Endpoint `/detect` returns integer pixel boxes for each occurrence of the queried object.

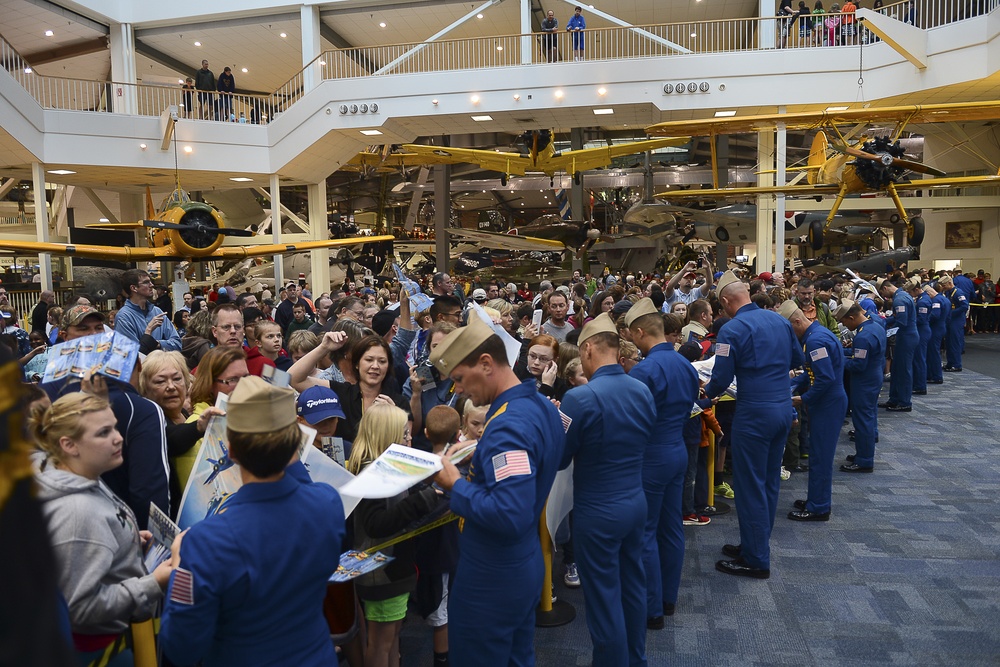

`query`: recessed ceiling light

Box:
[44,30,54,37]
[230,177,253,182]
[379,22,387,28]
[431,99,439,105]
[360,130,383,136]
[194,41,201,47]
[477,13,484,19]
[23,67,32,74]
[139,143,147,150]
[183,146,193,153]
[597,87,607,96]
[554,90,564,99]
[470,95,480,103]
[593,108,614,115]
[496,45,503,51]
[826,105,849,111]
[691,32,697,37]
[319,60,327,66]
[280,32,287,38]
[472,115,493,121]
[47,169,75,175]
[513,94,520,101]
[241,67,248,73]
[714,110,737,117]
[99,218,109,222]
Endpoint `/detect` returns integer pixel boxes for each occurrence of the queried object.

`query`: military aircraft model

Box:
[0,186,394,262]
[448,214,603,255]
[402,130,688,186]
[646,101,1000,250]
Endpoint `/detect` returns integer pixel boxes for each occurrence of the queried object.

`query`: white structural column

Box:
[301,5,322,94]
[307,181,330,293]
[270,175,284,290]
[755,131,774,274]
[109,22,137,115]
[759,0,777,50]
[520,0,532,64]
[775,107,787,275]
[30,163,52,291]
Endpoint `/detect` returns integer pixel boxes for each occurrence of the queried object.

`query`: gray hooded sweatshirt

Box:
[33,453,163,636]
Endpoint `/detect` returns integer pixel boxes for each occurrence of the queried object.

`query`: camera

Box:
[415,361,435,385]
[696,257,704,269]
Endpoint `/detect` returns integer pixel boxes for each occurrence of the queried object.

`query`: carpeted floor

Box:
[396,335,1000,666]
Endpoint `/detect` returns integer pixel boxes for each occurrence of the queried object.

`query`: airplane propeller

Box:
[140,219,255,237]
[842,146,947,176]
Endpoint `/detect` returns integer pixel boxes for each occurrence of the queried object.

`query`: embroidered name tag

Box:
[809,347,829,361]
[715,343,730,357]
[492,450,531,482]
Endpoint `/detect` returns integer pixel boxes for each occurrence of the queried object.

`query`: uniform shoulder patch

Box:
[558,409,572,432]
[918,307,928,313]
[809,346,829,361]
[895,305,906,312]
[932,303,941,308]
[492,450,531,482]
[854,348,867,359]
[715,343,730,357]
[169,568,195,605]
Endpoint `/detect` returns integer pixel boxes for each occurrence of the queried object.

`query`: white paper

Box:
[692,356,738,398]
[546,464,574,548]
[469,302,522,367]
[300,444,361,518]
[338,444,443,500]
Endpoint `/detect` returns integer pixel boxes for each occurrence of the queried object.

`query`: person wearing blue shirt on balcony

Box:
[566,6,587,61]
[115,269,183,354]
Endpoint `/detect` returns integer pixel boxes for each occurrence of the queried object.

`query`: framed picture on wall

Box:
[945,221,982,249]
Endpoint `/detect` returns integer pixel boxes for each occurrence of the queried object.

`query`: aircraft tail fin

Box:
[807,131,829,185]
[145,186,156,219]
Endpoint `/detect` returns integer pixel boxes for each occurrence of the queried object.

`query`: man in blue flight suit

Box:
[704,271,803,578]
[923,284,948,384]
[625,298,699,622]
[560,313,655,666]
[907,278,932,395]
[878,277,918,412]
[834,300,886,473]
[778,300,848,520]
[160,377,345,666]
[431,317,565,667]
[938,274,968,372]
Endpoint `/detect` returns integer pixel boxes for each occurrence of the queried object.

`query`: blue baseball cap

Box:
[714,271,724,280]
[296,386,346,425]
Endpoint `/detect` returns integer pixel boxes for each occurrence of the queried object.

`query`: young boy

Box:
[416,405,463,667]
[285,302,314,339]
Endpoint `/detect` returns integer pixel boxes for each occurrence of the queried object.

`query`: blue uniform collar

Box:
[647,341,676,356]
[590,363,625,380]
[801,320,822,340]
[736,302,759,317]
[224,466,301,508]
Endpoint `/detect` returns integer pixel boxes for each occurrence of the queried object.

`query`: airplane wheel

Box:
[889,213,900,224]
[908,216,925,247]
[808,219,825,251]
[574,171,582,185]
[500,174,508,186]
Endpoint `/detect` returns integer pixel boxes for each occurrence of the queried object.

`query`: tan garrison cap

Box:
[62,305,105,329]
[429,317,495,375]
[937,274,953,285]
[832,299,856,320]
[715,270,742,296]
[578,312,618,345]
[623,297,659,328]
[777,299,800,320]
[226,376,297,433]
[875,277,892,291]
[904,276,921,291]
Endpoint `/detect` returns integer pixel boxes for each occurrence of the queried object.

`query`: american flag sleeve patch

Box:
[169,568,195,605]
[559,410,572,432]
[492,450,532,482]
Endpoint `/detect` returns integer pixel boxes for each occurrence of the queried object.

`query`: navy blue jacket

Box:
[792,321,846,405]
[629,341,699,450]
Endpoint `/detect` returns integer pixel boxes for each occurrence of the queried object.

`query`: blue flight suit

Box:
[859,297,885,328]
[913,293,932,392]
[560,364,655,667]
[954,275,976,352]
[160,461,344,667]
[944,286,969,370]
[629,342,699,617]
[449,380,564,667]
[705,303,803,570]
[843,319,886,468]
[884,289,918,407]
[792,322,848,513]
[927,292,949,382]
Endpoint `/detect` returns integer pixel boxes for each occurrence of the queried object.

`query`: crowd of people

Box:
[2,256,991,666]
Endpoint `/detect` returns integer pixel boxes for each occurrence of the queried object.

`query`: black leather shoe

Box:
[929,379,944,384]
[878,401,897,408]
[793,499,807,510]
[788,509,830,522]
[886,404,912,412]
[791,464,809,473]
[715,558,770,579]
[664,603,675,617]
[913,389,927,395]
[841,463,874,473]
[647,616,664,630]
[721,543,741,558]
[848,433,878,442]
[846,454,856,463]
[943,367,963,372]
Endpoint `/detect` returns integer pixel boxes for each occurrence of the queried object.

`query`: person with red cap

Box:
[663,254,715,311]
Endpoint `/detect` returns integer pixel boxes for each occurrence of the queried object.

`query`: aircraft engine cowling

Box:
[853,137,907,190]
[161,202,226,256]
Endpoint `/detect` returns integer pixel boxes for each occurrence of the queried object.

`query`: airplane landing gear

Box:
[808,219,825,251]
[500,174,508,186]
[573,171,582,185]
[907,216,925,247]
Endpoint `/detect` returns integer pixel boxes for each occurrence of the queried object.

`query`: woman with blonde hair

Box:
[347,404,445,667]
[32,392,173,665]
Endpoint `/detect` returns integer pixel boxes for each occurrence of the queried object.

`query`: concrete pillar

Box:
[520,0,533,64]
[715,136,730,267]
[760,0,777,49]
[756,131,774,274]
[108,22,137,115]
[775,109,787,275]
[120,192,145,269]
[307,180,331,293]
[30,163,52,291]
[270,175,284,290]
[435,161,451,273]
[301,5,322,94]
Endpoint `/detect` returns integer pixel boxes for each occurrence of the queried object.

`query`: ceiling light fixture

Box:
[714,110,737,117]
[194,41,201,46]
[44,30,54,37]
[23,67,31,74]
[379,22,387,28]
[432,99,439,105]
[593,108,614,115]
[241,67,248,73]
[47,169,75,175]
[139,143,147,150]
[280,32,287,38]
[183,146,193,153]
[472,115,493,121]
[360,129,383,136]
[554,90,564,99]
[496,45,503,51]
[826,105,849,111]
[319,60,327,66]
[477,13,484,19]
[597,87,607,96]
[230,177,253,182]
[99,218,109,222]
[513,94,521,101]
[470,94,480,103]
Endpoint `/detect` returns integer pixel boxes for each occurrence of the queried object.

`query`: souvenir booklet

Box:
[143,502,180,572]
[41,332,139,384]
[329,550,394,583]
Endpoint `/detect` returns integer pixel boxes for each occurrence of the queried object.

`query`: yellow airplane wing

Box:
[891,173,1000,191]
[539,137,689,174]
[401,144,532,176]
[0,240,160,261]
[656,184,842,199]
[646,101,1000,136]
[448,229,566,251]
[211,236,396,260]
[344,151,454,172]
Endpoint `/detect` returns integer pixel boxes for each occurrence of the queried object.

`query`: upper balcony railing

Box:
[1,0,996,122]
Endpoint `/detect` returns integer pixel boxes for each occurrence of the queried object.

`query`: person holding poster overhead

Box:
[160,377,345,667]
